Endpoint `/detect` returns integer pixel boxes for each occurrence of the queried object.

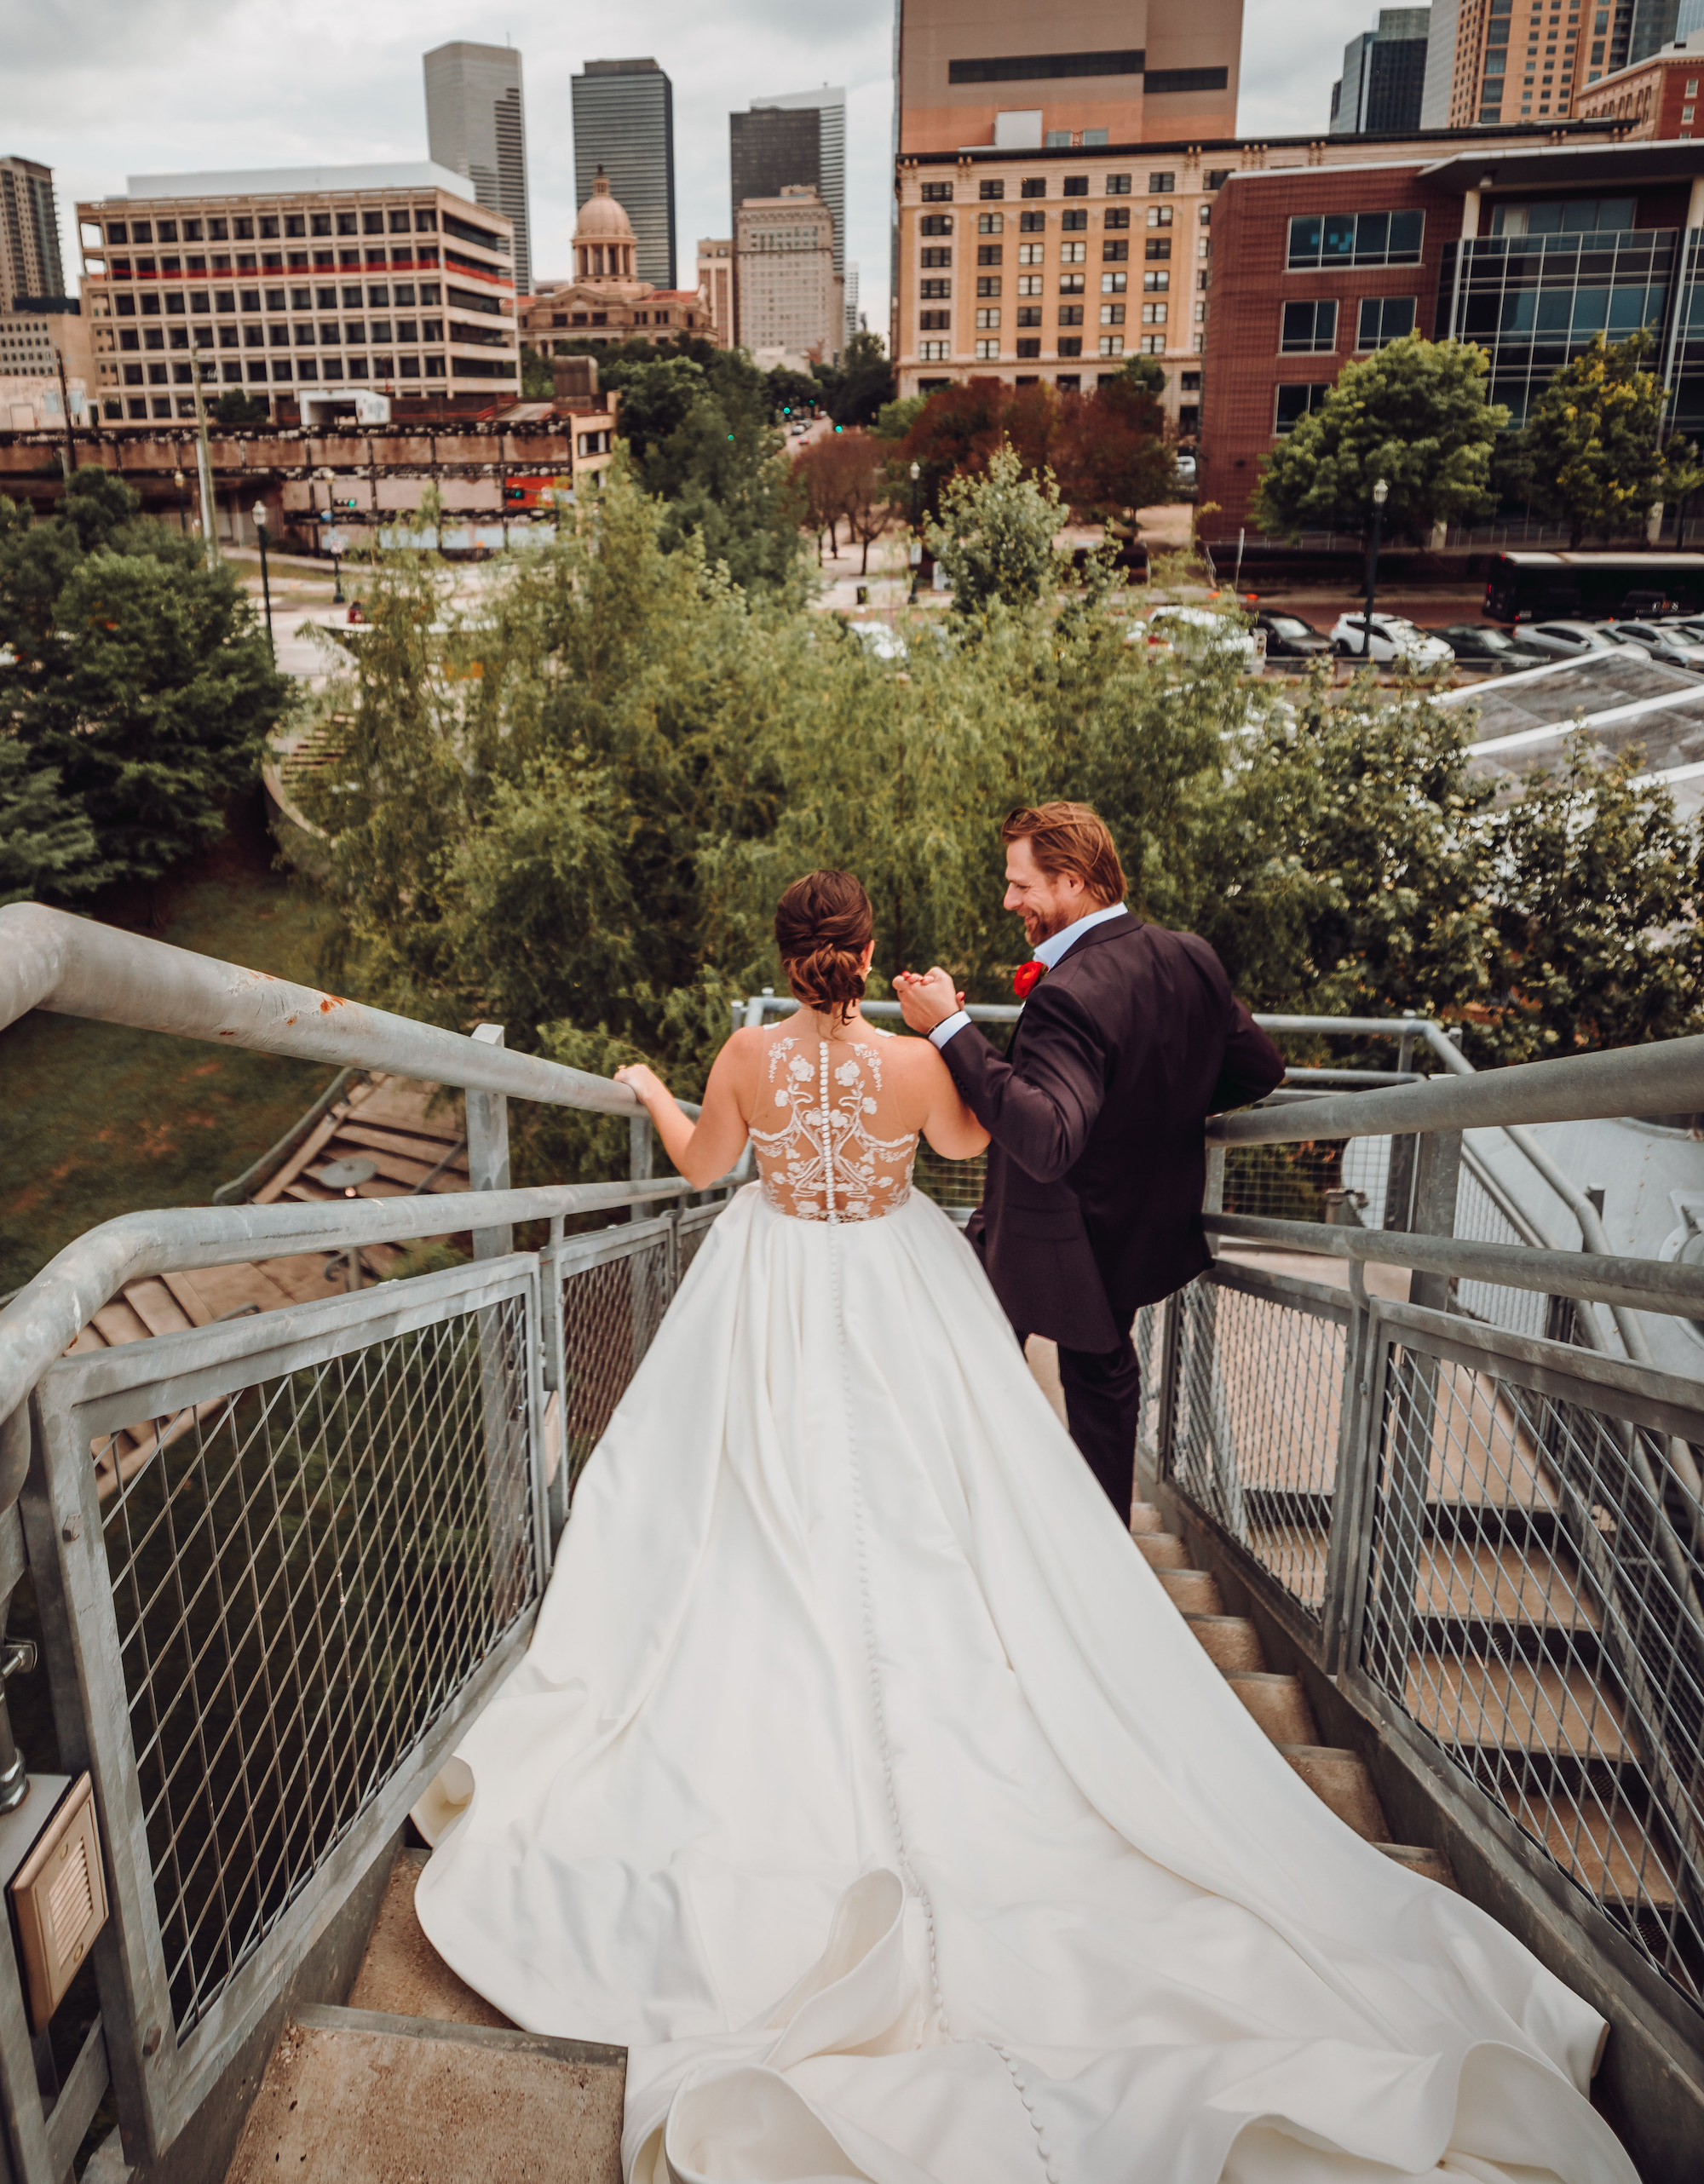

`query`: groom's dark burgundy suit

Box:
[938,913,1283,1518]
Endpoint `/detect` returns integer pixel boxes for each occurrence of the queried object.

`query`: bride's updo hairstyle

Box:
[774,871,873,1025]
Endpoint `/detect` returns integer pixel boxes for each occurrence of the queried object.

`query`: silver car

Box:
[1513,620,1641,658]
[1609,619,1704,669]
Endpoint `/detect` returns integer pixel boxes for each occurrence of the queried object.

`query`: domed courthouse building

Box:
[519,170,719,350]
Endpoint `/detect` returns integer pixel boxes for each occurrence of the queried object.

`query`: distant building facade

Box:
[423,41,533,294]
[1423,0,1639,125]
[521,173,714,350]
[0,300,88,429]
[747,88,847,280]
[0,156,65,309]
[74,163,518,425]
[572,60,676,289]
[1573,25,1704,126]
[698,238,735,346]
[893,0,1243,155]
[735,185,840,366]
[1331,10,1431,134]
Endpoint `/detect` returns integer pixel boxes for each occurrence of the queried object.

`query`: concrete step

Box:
[1225,1669,1319,1746]
[1182,1612,1267,1672]
[1135,1531,1192,1571]
[1402,1653,1627,1762]
[1277,1744,1390,1842]
[1155,1567,1225,1614]
[1375,1842,1457,1890]
[1515,1789,1682,1910]
[222,2004,625,2183]
[1130,1500,1165,1535]
[348,1847,513,2028]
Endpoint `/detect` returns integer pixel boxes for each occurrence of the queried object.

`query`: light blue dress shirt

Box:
[927,904,1129,1050]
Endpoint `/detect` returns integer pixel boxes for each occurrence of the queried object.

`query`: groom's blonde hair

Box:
[1000,803,1125,909]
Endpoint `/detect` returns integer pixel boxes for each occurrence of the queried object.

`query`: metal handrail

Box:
[0,904,642,1117]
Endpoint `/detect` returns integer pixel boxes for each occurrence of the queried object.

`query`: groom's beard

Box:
[1017,903,1068,949]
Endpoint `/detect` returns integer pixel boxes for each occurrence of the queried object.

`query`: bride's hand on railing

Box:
[614,1063,672,1112]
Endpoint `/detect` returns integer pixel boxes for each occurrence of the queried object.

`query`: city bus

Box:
[1483,550,1704,624]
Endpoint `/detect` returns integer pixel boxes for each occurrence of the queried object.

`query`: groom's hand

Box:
[895,968,964,1035]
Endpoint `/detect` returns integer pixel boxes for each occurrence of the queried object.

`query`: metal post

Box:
[252,506,273,660]
[465,1025,514,1259]
[191,361,218,567]
[1361,476,1388,661]
[53,348,76,482]
[465,1026,527,1617]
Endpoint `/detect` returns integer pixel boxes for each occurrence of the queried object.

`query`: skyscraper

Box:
[746,88,847,281]
[423,41,532,293]
[1329,9,1431,133]
[0,156,66,308]
[572,60,676,290]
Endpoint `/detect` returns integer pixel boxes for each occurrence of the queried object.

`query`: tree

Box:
[763,366,820,422]
[0,468,287,888]
[0,739,105,906]
[519,343,555,400]
[873,395,926,442]
[925,443,1068,613]
[837,429,890,575]
[212,389,271,427]
[1057,371,1177,523]
[812,331,895,428]
[1498,330,1700,548]
[1252,336,1505,541]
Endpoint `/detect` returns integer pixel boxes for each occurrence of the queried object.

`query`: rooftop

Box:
[114,162,475,203]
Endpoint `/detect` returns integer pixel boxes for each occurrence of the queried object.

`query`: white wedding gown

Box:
[415,1030,1634,2184]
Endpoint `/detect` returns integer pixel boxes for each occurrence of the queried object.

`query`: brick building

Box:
[1198,134,1704,538]
[1574,26,1704,129]
[520,170,714,353]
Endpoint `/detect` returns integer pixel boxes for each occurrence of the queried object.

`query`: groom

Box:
[896,802,1283,1521]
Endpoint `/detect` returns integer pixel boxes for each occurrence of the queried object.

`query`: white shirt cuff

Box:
[929,1010,972,1049]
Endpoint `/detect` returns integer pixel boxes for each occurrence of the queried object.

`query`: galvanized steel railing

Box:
[0,908,1700,2178]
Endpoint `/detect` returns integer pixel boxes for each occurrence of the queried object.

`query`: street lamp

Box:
[172,467,188,536]
[252,502,274,660]
[1361,477,1390,664]
[908,460,923,600]
[316,467,344,604]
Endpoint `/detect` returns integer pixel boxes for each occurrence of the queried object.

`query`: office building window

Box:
[1061,273,1086,293]
[1016,336,1041,357]
[920,311,951,330]
[1058,336,1083,355]
[1062,208,1088,232]
[976,276,1002,296]
[921,182,953,202]
[980,179,1005,199]
[1102,273,1127,293]
[1356,296,1417,348]
[1022,178,1046,198]
[1281,300,1338,352]
[977,244,1004,265]
[1061,242,1086,264]
[1058,303,1085,325]
[920,339,948,360]
[921,279,950,299]
[1100,302,1125,325]
[974,337,999,358]
[1141,302,1166,324]
[1143,271,1170,291]
[1138,335,1165,353]
[1063,175,1088,196]
[1019,243,1044,264]
[1105,206,1131,230]
[1287,210,1424,269]
[1148,172,1176,193]
[977,211,1005,234]
[1275,383,1328,433]
[1106,174,1131,194]
[1017,306,1042,326]
[976,307,1000,328]
[1099,334,1125,355]
[1148,205,1174,227]
[1018,273,1042,296]
[921,214,953,237]
[921,247,952,268]
[1019,210,1045,233]
[1103,239,1129,262]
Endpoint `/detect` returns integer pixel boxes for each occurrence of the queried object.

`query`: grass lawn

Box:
[0,805,337,1291]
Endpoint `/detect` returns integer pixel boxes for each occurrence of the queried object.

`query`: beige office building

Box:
[698,239,735,347]
[735,186,842,366]
[74,162,518,426]
[894,0,1243,155]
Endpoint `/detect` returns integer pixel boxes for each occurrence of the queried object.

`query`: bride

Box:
[415,871,1634,2184]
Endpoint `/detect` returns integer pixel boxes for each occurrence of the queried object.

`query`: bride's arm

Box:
[914,1044,991,1160]
[614,1036,754,1190]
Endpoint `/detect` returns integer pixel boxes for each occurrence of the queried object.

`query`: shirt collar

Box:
[1031,901,1128,970]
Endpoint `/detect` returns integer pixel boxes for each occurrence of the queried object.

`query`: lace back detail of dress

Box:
[749,1033,918,1224]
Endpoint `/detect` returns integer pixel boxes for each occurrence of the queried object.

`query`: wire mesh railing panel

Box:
[560,1234,673,1492]
[99,1291,536,2037]
[914,1144,986,1216]
[1171,1273,1347,1618]
[1134,1302,1162,1457]
[1454,1166,1551,1340]
[1223,1136,1391,1227]
[1359,1321,1704,2008]
[676,1203,726,1280]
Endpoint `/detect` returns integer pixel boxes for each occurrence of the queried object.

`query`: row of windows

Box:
[101,208,440,244]
[116,356,453,387]
[972,241,1134,266]
[924,269,1179,298]
[1287,210,1425,270]
[918,330,1202,363]
[110,319,446,351]
[964,304,1159,329]
[1280,296,1417,352]
[109,282,444,316]
[918,169,1231,204]
[924,207,1181,238]
[104,248,446,282]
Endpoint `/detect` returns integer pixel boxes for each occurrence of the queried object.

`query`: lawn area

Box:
[0,828,337,1292]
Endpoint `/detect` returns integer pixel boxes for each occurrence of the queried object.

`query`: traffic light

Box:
[504,485,527,502]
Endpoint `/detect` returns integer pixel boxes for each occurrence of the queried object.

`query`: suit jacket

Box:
[942,917,1284,1353]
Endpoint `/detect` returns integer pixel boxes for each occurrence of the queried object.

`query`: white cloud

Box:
[14,3,1372,327]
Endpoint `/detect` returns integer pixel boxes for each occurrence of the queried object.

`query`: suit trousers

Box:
[1021,1328,1142,1526]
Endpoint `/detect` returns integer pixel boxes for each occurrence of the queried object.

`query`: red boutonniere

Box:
[1012,959,1047,998]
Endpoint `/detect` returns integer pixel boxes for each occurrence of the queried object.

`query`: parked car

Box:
[1513,619,1642,659]
[1251,609,1333,660]
[1436,624,1551,670]
[1137,605,1265,666]
[1327,611,1454,670]
[1173,455,1198,489]
[1605,618,1704,669]
[847,620,907,662]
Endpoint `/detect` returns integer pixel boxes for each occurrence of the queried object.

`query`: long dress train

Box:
[415,1032,1633,2184]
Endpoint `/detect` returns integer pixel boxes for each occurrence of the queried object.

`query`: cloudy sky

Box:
[16,0,1380,315]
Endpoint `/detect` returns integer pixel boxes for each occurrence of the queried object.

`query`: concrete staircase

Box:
[1131,1503,1457,1887]
[221,1851,625,2183]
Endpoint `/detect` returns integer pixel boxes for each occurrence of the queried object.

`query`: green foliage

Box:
[811,330,895,428]
[1117,356,1166,398]
[764,366,820,420]
[518,342,555,400]
[0,467,287,891]
[607,359,806,599]
[873,394,927,442]
[926,443,1068,612]
[899,376,1172,526]
[1494,330,1701,547]
[1252,336,1505,541]
[0,739,105,905]
[212,389,271,426]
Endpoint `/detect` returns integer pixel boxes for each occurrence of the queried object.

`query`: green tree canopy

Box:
[811,331,896,428]
[926,443,1068,613]
[0,468,286,890]
[1495,330,1700,547]
[1252,336,1505,541]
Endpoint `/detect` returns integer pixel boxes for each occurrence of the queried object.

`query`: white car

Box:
[1328,611,1454,670]
[1174,455,1197,488]
[847,619,907,661]
[1137,606,1265,667]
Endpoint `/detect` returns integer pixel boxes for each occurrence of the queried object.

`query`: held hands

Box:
[894,968,964,1036]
